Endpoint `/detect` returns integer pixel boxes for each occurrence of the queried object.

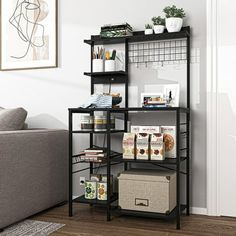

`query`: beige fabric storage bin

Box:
[118,169,176,214]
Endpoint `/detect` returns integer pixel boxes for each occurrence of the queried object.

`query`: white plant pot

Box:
[166,17,183,33]
[145,29,153,35]
[93,59,104,72]
[105,60,116,72]
[153,25,165,34]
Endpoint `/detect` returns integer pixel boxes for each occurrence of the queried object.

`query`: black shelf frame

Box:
[74,193,118,206]
[69,27,191,230]
[84,71,127,84]
[119,204,187,220]
[84,27,190,45]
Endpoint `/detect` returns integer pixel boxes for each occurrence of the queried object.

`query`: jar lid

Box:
[94,115,106,118]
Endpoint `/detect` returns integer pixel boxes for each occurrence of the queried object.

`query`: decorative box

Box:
[123,133,136,159]
[131,126,160,134]
[150,133,165,161]
[136,133,149,160]
[100,23,133,38]
[118,170,176,214]
[161,126,176,158]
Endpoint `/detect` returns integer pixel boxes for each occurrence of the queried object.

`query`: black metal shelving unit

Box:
[69,26,191,230]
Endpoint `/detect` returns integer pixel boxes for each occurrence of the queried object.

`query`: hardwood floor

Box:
[31,204,236,236]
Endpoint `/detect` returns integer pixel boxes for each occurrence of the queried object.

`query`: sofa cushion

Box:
[0,107,27,131]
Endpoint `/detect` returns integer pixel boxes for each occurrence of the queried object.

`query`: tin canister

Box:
[110,115,115,130]
[97,182,107,200]
[101,174,113,193]
[81,115,94,131]
[94,115,107,131]
[85,181,97,199]
[94,115,115,131]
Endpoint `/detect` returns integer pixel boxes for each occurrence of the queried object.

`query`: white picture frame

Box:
[0,0,58,71]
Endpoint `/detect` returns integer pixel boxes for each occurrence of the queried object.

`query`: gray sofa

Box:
[0,129,68,229]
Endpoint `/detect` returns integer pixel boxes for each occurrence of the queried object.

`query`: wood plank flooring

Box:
[31,204,236,236]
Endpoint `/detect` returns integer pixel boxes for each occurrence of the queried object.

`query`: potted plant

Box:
[163,5,186,33]
[152,16,165,34]
[144,24,153,35]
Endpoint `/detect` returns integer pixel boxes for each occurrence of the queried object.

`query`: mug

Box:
[105,60,116,72]
[93,59,104,72]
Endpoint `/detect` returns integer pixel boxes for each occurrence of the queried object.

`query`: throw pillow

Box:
[0,107,28,131]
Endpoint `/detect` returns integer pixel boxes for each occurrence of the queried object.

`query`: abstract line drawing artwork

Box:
[0,0,57,70]
[9,0,47,60]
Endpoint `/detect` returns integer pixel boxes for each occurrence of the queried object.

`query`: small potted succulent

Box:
[144,24,153,35]
[163,5,186,33]
[152,16,165,34]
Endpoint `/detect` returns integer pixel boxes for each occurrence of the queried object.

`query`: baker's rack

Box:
[68,26,191,230]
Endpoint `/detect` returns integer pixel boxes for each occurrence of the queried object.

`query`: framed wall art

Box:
[0,0,58,71]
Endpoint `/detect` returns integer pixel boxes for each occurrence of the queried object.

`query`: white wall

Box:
[216,0,236,217]
[0,0,206,209]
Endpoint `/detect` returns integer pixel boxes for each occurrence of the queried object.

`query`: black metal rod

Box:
[176,110,181,229]
[106,111,111,221]
[91,42,95,95]
[187,36,191,109]
[69,110,73,217]
[72,166,90,174]
[151,163,186,175]
[72,161,123,174]
[124,39,129,171]
[90,111,94,176]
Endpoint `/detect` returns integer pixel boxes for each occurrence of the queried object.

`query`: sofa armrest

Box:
[0,129,68,229]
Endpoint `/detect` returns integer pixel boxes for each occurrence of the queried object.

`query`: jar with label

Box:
[110,115,115,130]
[94,115,115,131]
[94,115,107,131]
[80,115,94,131]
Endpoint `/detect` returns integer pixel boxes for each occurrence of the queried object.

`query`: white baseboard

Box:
[191,207,207,215]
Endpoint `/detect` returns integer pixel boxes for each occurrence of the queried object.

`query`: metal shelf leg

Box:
[186,113,190,216]
[176,110,181,229]
[107,111,111,221]
[69,111,73,217]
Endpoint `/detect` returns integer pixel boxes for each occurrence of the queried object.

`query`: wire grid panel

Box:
[129,39,187,64]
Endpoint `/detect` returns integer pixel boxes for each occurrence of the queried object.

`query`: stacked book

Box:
[142,95,168,108]
[100,23,133,38]
[143,100,167,108]
[80,148,107,163]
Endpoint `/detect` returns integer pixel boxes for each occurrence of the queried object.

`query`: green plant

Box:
[145,24,152,29]
[152,16,165,26]
[163,5,186,18]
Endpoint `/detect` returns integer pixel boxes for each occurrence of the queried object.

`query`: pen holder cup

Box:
[93,59,104,72]
[105,60,116,72]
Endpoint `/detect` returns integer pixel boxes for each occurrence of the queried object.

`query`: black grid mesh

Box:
[128,39,187,64]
